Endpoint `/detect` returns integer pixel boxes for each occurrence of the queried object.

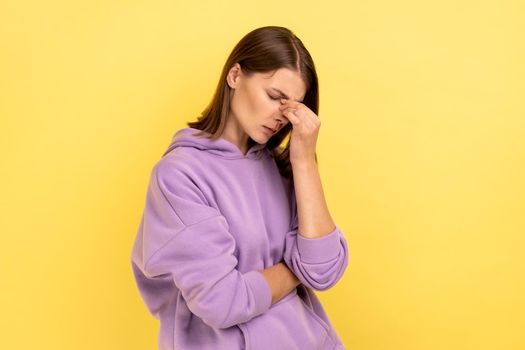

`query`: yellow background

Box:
[1,0,524,349]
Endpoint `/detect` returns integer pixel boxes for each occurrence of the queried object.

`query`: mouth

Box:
[263,125,276,134]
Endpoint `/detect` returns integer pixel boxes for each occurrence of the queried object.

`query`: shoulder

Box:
[150,152,208,202]
[150,155,217,224]
[154,148,209,184]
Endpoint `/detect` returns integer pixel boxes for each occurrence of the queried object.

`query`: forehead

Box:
[255,68,307,101]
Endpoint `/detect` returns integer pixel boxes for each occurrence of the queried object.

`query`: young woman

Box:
[131,25,349,350]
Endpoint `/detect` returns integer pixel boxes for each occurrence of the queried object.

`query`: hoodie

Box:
[130,127,349,350]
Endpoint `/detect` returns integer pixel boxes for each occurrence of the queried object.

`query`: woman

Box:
[130,25,349,350]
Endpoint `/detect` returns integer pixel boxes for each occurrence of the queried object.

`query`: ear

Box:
[226,62,242,89]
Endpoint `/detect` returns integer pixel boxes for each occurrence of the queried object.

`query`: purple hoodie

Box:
[130,127,349,349]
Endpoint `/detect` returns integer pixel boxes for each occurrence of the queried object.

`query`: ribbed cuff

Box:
[297,224,342,264]
[244,269,273,314]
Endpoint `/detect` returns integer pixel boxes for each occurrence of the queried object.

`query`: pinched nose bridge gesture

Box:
[279,98,320,164]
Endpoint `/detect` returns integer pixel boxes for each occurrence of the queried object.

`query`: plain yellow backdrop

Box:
[1,0,524,349]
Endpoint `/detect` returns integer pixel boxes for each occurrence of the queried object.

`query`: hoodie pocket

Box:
[238,288,332,350]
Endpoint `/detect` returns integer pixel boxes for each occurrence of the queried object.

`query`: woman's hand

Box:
[279,98,320,164]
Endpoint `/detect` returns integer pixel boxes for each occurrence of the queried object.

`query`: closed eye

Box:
[267,93,281,101]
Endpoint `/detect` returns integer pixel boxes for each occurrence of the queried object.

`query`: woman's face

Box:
[224,64,307,152]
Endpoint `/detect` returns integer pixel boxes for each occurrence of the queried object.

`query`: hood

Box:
[162,127,268,160]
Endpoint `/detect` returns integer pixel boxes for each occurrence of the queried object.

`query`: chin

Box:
[250,135,266,145]
[247,129,268,145]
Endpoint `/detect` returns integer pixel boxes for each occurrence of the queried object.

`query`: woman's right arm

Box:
[131,162,275,329]
[260,262,301,305]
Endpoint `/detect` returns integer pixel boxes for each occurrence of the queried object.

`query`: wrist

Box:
[291,157,317,169]
[281,262,300,287]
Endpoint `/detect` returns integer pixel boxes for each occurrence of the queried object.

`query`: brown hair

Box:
[187,25,319,179]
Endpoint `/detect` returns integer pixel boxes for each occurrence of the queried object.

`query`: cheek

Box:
[256,90,278,115]
[232,88,256,118]
[244,88,271,118]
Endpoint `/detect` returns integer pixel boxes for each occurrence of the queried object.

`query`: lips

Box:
[263,126,276,134]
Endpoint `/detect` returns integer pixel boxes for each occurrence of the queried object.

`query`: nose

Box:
[273,115,287,131]
[276,109,288,125]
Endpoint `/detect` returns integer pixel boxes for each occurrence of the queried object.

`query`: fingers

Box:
[279,98,302,109]
[280,98,301,105]
[279,98,311,126]
[279,102,301,115]
[281,108,300,125]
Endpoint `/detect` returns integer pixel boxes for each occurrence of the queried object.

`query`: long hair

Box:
[187,25,319,179]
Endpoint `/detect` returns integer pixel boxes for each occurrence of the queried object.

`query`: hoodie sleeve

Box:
[282,185,349,291]
[130,160,272,329]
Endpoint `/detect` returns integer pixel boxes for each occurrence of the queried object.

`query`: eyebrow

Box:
[270,88,303,103]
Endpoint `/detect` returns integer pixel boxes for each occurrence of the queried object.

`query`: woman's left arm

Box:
[279,99,349,291]
[280,98,339,237]
[292,159,336,238]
